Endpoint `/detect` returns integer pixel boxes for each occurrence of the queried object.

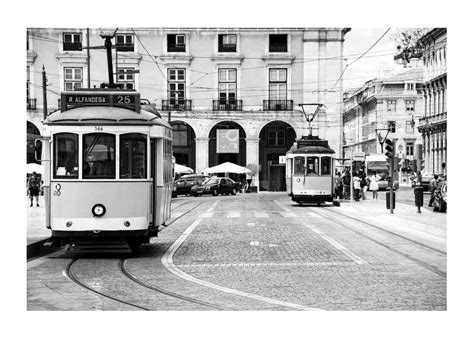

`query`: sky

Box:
[342,27,407,91]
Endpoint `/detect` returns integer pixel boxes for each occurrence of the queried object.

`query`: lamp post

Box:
[298,103,325,136]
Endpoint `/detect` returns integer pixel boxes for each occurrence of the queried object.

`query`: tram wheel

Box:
[213,190,218,196]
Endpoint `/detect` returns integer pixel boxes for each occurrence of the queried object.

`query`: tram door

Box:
[150,139,156,225]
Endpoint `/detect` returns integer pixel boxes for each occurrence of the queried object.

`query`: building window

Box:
[388,120,396,133]
[406,100,415,112]
[117,68,135,89]
[172,124,188,147]
[116,34,134,52]
[387,100,397,112]
[167,34,186,52]
[218,34,237,52]
[406,120,414,133]
[64,67,83,91]
[269,68,287,100]
[218,68,237,103]
[63,33,82,51]
[406,142,414,156]
[168,68,186,104]
[268,125,285,146]
[269,34,288,52]
[406,83,415,91]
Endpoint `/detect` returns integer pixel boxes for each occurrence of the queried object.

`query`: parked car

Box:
[172,174,209,197]
[433,179,447,212]
[191,177,239,196]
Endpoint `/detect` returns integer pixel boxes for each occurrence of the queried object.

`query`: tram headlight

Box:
[92,204,106,217]
[124,221,130,227]
[66,221,73,227]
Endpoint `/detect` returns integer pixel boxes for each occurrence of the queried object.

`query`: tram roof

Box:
[44,106,171,128]
[287,145,335,154]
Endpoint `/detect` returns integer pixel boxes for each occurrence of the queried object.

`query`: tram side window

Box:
[53,133,78,178]
[321,157,331,175]
[83,133,115,179]
[307,156,319,175]
[120,133,147,179]
[294,156,305,175]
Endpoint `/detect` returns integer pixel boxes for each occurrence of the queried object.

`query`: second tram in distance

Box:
[40,89,173,248]
[285,135,337,206]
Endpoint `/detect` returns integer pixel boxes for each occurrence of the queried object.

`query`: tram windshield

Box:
[321,157,331,175]
[83,133,115,179]
[120,133,147,179]
[294,156,305,175]
[53,133,78,178]
[306,156,319,175]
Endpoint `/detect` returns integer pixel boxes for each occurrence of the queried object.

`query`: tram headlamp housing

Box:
[124,221,130,227]
[66,221,73,227]
[92,204,106,217]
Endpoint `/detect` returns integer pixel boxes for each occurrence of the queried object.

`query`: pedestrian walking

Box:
[428,174,439,207]
[335,171,343,199]
[353,174,361,201]
[360,169,368,200]
[369,172,380,200]
[28,171,41,207]
[342,168,351,200]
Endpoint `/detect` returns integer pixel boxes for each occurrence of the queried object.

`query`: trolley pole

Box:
[87,28,91,88]
[42,65,47,121]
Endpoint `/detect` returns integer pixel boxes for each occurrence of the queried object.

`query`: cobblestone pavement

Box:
[27,192,446,311]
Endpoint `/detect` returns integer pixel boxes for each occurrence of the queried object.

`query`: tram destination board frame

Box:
[60,91,141,113]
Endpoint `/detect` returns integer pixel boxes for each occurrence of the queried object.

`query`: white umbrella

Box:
[203,162,251,175]
[26,163,44,175]
[175,163,194,175]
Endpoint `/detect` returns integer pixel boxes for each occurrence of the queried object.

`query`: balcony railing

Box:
[63,42,82,51]
[116,43,134,52]
[419,112,447,127]
[167,44,186,52]
[263,100,293,111]
[269,44,288,53]
[27,98,36,110]
[218,44,237,53]
[162,99,192,111]
[212,100,242,111]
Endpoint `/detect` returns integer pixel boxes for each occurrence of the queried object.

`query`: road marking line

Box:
[273,200,292,212]
[308,212,323,218]
[281,212,296,218]
[303,223,368,265]
[250,241,260,246]
[207,201,219,212]
[254,212,269,218]
[199,213,213,218]
[162,217,323,311]
[227,212,240,218]
[178,261,358,268]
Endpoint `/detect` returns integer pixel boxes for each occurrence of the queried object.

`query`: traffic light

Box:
[385,138,394,158]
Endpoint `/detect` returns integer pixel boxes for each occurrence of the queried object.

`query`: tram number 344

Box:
[94,126,103,131]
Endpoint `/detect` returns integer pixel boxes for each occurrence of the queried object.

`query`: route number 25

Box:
[117,96,131,104]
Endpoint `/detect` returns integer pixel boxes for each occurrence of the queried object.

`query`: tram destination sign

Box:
[61,91,141,113]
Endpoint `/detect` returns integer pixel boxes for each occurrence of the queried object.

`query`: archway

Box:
[208,121,246,167]
[27,121,41,164]
[258,121,296,191]
[170,121,196,170]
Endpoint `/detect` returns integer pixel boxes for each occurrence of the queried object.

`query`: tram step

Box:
[67,241,132,254]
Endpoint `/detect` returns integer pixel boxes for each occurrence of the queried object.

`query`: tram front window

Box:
[120,133,147,179]
[53,133,78,178]
[294,156,305,175]
[307,156,319,175]
[83,133,115,179]
[321,157,331,175]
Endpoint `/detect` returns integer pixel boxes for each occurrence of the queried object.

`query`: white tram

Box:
[286,135,337,206]
[39,89,173,247]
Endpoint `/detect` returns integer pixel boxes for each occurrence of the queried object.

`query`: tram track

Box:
[165,200,206,227]
[309,207,447,278]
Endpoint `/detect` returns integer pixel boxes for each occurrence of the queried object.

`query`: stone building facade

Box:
[26,28,350,191]
[342,68,424,176]
[417,28,447,176]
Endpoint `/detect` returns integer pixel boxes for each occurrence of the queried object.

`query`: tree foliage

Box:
[391,28,430,63]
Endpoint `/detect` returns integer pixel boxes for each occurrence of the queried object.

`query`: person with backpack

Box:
[28,171,41,207]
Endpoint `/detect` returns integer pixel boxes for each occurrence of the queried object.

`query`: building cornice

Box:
[261,53,296,64]
[158,54,194,66]
[56,52,88,64]
[210,54,245,65]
